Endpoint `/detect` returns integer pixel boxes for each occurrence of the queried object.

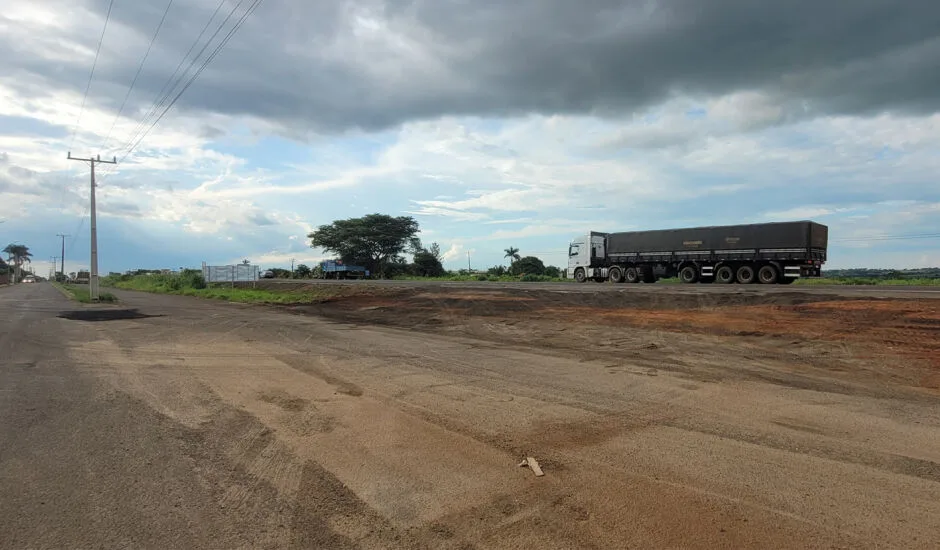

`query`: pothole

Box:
[58,309,163,322]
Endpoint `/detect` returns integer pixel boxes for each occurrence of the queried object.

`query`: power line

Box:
[100,0,176,152]
[108,0,228,160]
[118,0,264,164]
[69,0,116,151]
[112,0,246,162]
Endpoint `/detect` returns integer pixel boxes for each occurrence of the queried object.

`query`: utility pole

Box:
[67,153,116,301]
[290,258,295,277]
[50,256,59,280]
[467,251,471,273]
[56,233,68,278]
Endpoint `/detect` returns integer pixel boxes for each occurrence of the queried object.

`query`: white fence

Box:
[201,262,259,283]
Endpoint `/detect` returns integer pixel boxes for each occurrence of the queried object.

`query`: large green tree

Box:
[308,214,420,278]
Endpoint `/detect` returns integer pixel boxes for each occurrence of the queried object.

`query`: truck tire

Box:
[758,265,779,284]
[625,267,640,283]
[736,264,757,284]
[574,268,587,283]
[609,266,624,283]
[715,265,734,284]
[679,265,699,284]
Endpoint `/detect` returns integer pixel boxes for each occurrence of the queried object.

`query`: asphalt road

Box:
[255,278,940,299]
[2,283,939,548]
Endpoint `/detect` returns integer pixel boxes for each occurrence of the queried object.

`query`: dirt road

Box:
[2,283,939,548]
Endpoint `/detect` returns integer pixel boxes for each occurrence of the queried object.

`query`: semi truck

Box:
[318,260,370,280]
[565,220,827,284]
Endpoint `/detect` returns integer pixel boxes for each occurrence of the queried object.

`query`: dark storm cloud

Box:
[6,0,940,134]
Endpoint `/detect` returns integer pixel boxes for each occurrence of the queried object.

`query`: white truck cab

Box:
[566,232,608,282]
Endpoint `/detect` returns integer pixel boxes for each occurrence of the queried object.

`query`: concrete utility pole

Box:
[50,256,59,280]
[67,153,116,301]
[467,251,471,273]
[290,258,295,277]
[56,233,68,277]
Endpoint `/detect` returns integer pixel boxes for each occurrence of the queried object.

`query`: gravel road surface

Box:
[2,283,939,548]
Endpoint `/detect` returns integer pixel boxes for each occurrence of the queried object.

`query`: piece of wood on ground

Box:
[523,456,544,477]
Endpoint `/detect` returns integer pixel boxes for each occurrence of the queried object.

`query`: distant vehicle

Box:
[261,270,275,279]
[318,260,370,279]
[22,275,36,283]
[566,220,827,284]
[74,271,90,284]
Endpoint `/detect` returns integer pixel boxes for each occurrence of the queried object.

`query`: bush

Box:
[511,256,546,276]
[179,269,206,289]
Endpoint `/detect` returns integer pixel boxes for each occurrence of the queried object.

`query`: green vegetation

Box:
[393,273,570,283]
[101,271,354,304]
[796,268,940,285]
[821,268,940,280]
[53,282,117,303]
[795,277,940,286]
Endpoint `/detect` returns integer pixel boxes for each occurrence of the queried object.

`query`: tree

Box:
[544,265,561,278]
[504,246,521,263]
[294,264,312,278]
[428,242,442,261]
[510,256,545,276]
[308,214,420,278]
[412,250,445,277]
[3,244,32,283]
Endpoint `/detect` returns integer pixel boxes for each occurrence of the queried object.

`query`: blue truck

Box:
[319,260,370,279]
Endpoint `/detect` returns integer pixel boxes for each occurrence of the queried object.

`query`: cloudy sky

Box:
[2,0,939,275]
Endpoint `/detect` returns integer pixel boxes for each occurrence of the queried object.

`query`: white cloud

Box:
[763,206,840,221]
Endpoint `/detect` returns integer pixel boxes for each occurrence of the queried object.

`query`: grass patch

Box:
[795,277,940,286]
[102,271,364,304]
[392,274,572,283]
[53,282,117,303]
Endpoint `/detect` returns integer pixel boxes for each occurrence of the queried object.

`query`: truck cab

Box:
[566,233,607,282]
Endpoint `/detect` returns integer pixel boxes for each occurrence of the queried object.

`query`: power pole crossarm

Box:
[67,153,116,301]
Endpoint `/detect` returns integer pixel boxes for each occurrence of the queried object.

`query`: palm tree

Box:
[3,244,32,283]
[504,246,521,263]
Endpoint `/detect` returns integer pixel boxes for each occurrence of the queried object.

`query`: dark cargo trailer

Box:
[566,221,827,285]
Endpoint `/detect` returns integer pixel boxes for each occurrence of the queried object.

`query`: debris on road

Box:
[518,457,545,477]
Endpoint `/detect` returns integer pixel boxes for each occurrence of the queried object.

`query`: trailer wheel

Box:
[609,266,624,283]
[715,265,735,284]
[625,267,640,283]
[758,265,779,284]
[574,268,587,283]
[679,265,699,284]
[736,264,757,284]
